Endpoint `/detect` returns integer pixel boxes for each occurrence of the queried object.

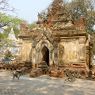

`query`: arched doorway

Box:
[42,46,49,66]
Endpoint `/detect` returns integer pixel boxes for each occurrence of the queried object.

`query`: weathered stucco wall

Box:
[19,40,32,62]
[59,36,86,64]
[19,35,87,66]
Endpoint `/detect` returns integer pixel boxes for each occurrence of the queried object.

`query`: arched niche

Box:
[35,39,54,65]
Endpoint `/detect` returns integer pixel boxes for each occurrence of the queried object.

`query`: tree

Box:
[4,49,12,59]
[0,0,14,11]
[0,13,22,39]
[0,0,14,28]
[66,0,95,32]
[0,13,22,58]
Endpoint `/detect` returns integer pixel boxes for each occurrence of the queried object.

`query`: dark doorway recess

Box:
[42,46,49,66]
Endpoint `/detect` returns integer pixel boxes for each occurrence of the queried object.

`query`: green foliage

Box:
[0,13,23,49]
[3,27,11,37]
[66,0,95,32]
[4,50,12,59]
[13,26,20,38]
[0,13,22,38]
[29,22,37,29]
[0,13,12,23]
[11,17,22,25]
[0,38,12,48]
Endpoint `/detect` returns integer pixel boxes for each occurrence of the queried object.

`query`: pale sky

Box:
[8,0,52,23]
[8,0,94,29]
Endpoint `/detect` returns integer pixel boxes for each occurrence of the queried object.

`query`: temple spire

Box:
[48,0,64,16]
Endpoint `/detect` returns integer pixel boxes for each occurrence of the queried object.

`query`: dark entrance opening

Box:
[42,46,49,66]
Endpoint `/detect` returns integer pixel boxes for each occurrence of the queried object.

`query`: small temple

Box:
[18,0,91,71]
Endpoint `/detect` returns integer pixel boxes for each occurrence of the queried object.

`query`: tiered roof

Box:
[19,0,87,40]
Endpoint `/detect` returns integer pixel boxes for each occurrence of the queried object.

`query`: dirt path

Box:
[0,70,95,95]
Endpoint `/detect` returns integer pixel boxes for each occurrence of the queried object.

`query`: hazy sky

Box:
[8,0,52,23]
[8,0,94,29]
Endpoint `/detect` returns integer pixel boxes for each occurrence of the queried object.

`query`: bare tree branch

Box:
[0,0,15,28]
